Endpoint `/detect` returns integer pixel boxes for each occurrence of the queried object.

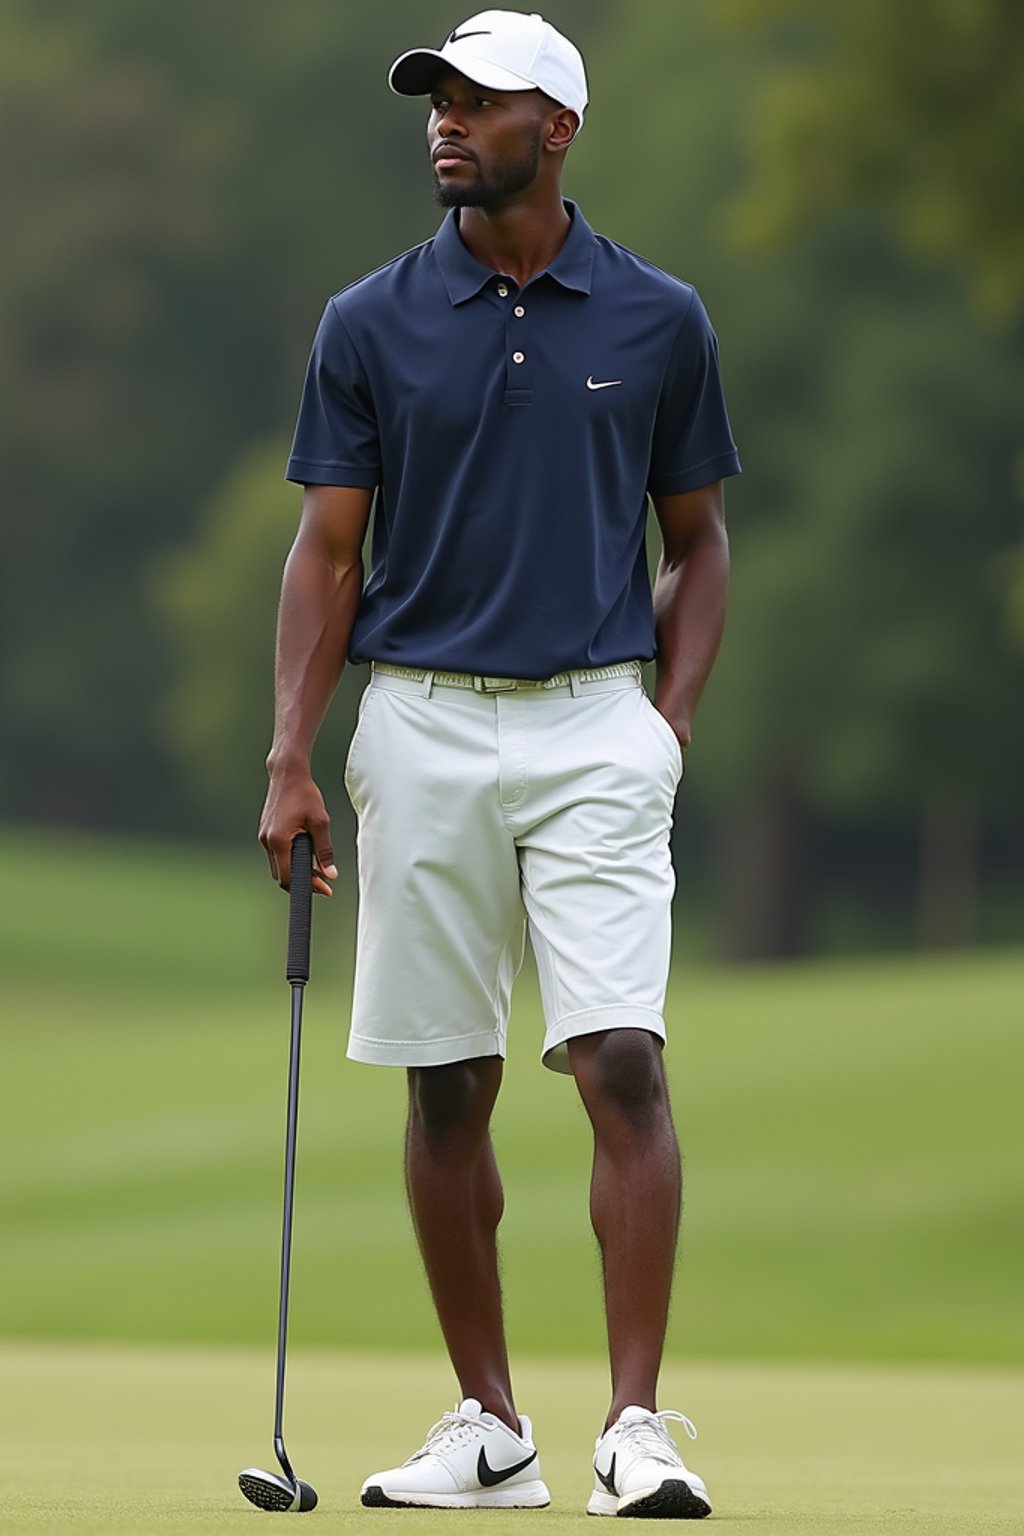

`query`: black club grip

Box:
[286,832,314,985]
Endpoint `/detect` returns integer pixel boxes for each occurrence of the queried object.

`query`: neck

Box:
[456,188,571,288]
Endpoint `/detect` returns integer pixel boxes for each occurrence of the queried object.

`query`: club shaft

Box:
[272,981,305,1488]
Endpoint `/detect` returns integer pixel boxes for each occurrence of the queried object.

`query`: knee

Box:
[408,1059,497,1143]
[575,1029,669,1127]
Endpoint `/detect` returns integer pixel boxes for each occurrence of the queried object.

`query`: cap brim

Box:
[389,47,536,98]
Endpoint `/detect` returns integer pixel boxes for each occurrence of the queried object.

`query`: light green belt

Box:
[371,660,643,694]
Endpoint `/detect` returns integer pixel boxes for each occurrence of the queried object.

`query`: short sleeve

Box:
[285,298,381,488]
[647,290,741,497]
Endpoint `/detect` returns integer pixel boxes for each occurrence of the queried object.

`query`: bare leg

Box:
[568,1029,681,1428]
[405,1056,518,1431]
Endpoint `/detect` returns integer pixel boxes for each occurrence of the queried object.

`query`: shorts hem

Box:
[541,1005,667,1076]
[347,1028,506,1069]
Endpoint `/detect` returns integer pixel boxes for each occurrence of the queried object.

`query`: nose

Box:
[433,101,468,139]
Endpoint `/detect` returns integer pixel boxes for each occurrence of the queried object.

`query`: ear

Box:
[546,107,580,151]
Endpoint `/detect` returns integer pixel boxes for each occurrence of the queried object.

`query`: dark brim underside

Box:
[389,48,536,98]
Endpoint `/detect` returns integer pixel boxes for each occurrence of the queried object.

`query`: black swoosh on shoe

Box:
[596,1453,617,1496]
[477,1446,538,1487]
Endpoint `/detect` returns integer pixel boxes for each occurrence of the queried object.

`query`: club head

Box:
[238,1468,319,1512]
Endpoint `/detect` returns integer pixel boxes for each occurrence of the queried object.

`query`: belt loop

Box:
[569,671,582,698]
[421,670,435,698]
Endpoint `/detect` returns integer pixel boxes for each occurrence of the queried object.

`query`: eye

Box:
[474,96,494,108]
[431,97,451,114]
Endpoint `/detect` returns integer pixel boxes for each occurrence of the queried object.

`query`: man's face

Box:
[427,70,549,209]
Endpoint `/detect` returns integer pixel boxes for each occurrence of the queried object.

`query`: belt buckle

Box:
[474,675,517,693]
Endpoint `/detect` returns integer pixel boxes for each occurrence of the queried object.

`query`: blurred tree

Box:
[570,0,1024,955]
[714,0,1024,946]
[154,441,289,824]
[6,0,1021,956]
[0,0,612,830]
[700,240,1024,952]
[721,0,1024,320]
[0,6,233,826]
[153,438,362,844]
[153,0,1024,953]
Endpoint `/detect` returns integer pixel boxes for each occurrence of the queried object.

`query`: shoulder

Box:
[590,233,698,322]
[327,236,439,325]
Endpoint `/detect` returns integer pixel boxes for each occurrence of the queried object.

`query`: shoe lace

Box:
[407,1406,483,1464]
[618,1409,698,1464]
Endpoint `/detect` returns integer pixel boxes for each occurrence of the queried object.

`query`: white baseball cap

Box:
[389,10,588,129]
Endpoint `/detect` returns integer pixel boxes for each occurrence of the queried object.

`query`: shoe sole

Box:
[363,1481,551,1510]
[587,1479,712,1519]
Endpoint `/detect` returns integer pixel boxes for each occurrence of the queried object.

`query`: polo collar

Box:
[434,200,596,305]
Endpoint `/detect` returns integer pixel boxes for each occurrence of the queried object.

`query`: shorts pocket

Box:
[643,696,684,780]
[343,686,378,803]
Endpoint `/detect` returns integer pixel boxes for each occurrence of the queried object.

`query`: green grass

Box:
[1,825,1022,1364]
[2,1342,1023,1534]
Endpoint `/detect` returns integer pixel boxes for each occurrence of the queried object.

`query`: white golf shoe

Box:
[588,1405,712,1518]
[360,1397,550,1508]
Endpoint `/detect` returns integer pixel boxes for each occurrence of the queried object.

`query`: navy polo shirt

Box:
[286,202,740,677]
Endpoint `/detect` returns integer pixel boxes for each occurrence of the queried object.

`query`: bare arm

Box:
[649,480,730,752]
[258,483,373,894]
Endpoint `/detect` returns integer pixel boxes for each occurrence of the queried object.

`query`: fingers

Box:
[270,836,336,896]
[258,781,337,895]
[310,816,337,898]
[273,835,293,893]
[259,822,283,887]
[315,840,338,881]
[312,850,337,898]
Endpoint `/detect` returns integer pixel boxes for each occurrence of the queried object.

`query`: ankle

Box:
[476,1394,520,1434]
[605,1395,656,1431]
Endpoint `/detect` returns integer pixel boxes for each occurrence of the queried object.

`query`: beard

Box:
[433,136,542,209]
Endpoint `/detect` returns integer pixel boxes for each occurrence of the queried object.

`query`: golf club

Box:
[239,831,319,1513]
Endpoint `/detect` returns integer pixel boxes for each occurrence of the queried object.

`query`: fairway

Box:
[3,1342,1022,1534]
[2,829,1023,1533]
[2,862,1022,1364]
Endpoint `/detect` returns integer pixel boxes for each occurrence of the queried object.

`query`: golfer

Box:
[259,10,740,1518]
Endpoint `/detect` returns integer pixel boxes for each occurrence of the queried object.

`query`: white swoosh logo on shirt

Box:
[587,376,623,390]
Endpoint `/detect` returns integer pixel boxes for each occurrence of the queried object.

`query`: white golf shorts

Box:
[343,663,683,1075]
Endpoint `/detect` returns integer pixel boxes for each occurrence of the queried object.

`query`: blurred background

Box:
[1,0,1021,1372]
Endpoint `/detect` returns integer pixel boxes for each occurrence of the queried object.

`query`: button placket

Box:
[502,279,532,403]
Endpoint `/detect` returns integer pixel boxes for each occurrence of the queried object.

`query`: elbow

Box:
[664,519,729,571]
[327,552,363,586]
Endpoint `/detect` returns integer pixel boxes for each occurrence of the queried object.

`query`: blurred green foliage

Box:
[154,441,296,818]
[723,0,1024,320]
[1,0,1021,955]
[564,2,1024,952]
[152,437,366,835]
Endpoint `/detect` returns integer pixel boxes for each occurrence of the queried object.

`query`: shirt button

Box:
[497,283,509,297]
[514,305,525,317]
[512,351,525,364]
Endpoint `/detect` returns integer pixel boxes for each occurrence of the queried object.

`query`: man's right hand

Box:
[259,766,338,897]
[257,484,373,898]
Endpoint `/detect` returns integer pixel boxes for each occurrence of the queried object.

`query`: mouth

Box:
[432,145,476,171]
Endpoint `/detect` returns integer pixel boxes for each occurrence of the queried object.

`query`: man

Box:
[259,10,739,1519]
